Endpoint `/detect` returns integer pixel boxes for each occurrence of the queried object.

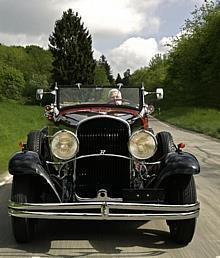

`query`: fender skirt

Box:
[155,151,200,187]
[8,151,61,202]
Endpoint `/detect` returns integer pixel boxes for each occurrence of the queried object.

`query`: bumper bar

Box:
[8,201,200,221]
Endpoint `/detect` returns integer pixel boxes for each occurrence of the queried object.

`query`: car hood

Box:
[56,107,141,127]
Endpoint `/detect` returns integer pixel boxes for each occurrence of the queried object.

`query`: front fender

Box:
[155,151,200,187]
[8,151,61,202]
[9,151,42,175]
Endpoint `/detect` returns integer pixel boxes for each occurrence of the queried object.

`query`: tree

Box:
[0,63,25,100]
[94,62,109,85]
[165,0,220,107]
[98,55,114,84]
[49,9,96,85]
[130,54,168,90]
[23,74,50,104]
[25,45,53,81]
[0,44,53,102]
[122,69,131,86]
[115,73,123,84]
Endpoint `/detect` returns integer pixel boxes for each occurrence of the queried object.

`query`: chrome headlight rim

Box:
[51,129,79,160]
[128,129,157,160]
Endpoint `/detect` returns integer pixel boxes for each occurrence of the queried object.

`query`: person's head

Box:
[108,89,122,105]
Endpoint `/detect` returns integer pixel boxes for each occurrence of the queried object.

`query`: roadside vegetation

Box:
[157,107,220,139]
[130,1,220,137]
[0,101,45,173]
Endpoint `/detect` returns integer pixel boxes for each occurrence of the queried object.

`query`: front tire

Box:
[167,176,197,245]
[27,130,44,154]
[11,176,35,243]
[154,131,176,160]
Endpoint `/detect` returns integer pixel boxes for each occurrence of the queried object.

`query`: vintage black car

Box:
[8,84,200,244]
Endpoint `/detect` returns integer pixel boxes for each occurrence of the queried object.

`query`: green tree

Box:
[49,9,96,85]
[122,69,131,86]
[94,62,109,85]
[25,45,53,81]
[98,55,114,84]
[0,44,53,102]
[0,63,25,100]
[115,73,123,84]
[165,0,220,108]
[23,74,50,104]
[130,54,168,90]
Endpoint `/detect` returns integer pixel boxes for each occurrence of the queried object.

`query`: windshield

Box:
[58,86,141,109]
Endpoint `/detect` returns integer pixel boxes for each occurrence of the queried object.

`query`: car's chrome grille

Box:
[76,117,130,198]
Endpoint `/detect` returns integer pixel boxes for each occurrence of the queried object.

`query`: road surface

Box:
[0,117,220,257]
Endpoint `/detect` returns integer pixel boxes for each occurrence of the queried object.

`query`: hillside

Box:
[0,101,45,173]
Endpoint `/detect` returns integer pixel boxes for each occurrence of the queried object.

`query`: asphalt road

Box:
[0,117,220,257]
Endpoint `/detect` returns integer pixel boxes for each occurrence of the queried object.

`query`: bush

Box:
[0,64,25,100]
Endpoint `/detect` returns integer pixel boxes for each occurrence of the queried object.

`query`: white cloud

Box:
[61,0,161,37]
[108,37,170,76]
[0,32,49,48]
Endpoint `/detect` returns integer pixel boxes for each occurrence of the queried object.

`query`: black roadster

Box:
[8,84,200,244]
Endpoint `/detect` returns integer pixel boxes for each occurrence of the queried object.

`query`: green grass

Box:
[157,107,220,139]
[0,101,46,174]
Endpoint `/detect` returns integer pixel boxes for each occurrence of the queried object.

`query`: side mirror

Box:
[156,88,163,100]
[36,89,44,100]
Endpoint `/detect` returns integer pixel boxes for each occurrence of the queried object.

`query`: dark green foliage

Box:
[49,9,96,85]
[131,1,220,109]
[115,73,123,84]
[23,74,50,104]
[0,63,25,100]
[122,69,131,86]
[94,62,109,85]
[0,44,53,102]
[164,1,220,108]
[130,54,169,90]
[25,46,53,82]
[98,55,114,84]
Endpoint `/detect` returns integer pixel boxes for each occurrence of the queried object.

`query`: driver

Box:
[108,89,122,105]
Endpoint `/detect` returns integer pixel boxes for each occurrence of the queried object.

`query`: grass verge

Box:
[157,106,220,139]
[0,101,46,174]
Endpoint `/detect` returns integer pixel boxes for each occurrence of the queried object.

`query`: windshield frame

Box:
[56,85,143,111]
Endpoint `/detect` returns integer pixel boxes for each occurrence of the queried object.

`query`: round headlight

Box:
[51,130,79,160]
[128,130,157,159]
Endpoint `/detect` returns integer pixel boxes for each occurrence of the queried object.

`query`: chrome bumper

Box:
[8,201,200,221]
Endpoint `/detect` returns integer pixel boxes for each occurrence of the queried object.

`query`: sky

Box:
[0,0,205,77]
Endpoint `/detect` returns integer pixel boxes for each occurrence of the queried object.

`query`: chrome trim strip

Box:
[9,201,200,220]
[46,153,132,166]
[9,209,199,221]
[8,201,200,220]
[46,158,161,166]
[75,153,131,160]
[8,201,200,212]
